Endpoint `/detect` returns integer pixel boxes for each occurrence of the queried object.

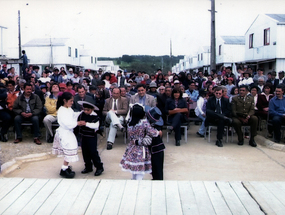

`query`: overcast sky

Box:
[0,0,285,58]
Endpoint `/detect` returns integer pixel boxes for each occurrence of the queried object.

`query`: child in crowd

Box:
[120,103,162,180]
[145,106,165,180]
[52,92,81,178]
[76,101,104,176]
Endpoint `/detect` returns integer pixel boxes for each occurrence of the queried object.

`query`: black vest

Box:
[77,112,100,137]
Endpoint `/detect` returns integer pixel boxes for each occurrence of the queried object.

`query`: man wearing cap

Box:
[147,82,159,98]
[67,68,74,80]
[103,87,129,150]
[76,101,104,176]
[157,86,172,123]
[231,85,258,147]
[130,84,156,107]
[173,80,180,90]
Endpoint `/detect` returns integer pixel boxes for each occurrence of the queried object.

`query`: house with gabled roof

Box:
[216,36,245,68]
[22,38,82,73]
[244,14,285,73]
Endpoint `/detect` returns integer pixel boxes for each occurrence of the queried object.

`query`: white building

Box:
[22,38,81,74]
[244,14,285,72]
[173,14,285,74]
[216,36,245,68]
[96,60,120,73]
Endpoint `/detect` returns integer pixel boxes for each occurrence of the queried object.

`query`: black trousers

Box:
[81,135,103,170]
[0,110,12,135]
[206,110,228,140]
[151,151,164,180]
[272,115,285,141]
[169,113,186,141]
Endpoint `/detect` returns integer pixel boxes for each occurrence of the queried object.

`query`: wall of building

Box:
[245,14,278,61]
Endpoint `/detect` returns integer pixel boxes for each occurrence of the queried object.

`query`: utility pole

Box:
[209,0,216,71]
[170,39,172,70]
[18,10,21,58]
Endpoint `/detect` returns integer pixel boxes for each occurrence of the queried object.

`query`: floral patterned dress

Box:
[120,119,159,174]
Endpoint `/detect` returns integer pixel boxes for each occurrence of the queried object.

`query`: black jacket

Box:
[206,96,231,117]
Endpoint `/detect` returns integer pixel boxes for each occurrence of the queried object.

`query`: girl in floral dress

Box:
[120,104,162,180]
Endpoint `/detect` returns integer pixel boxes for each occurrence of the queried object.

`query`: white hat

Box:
[174,80,180,84]
[69,68,73,72]
[182,93,189,98]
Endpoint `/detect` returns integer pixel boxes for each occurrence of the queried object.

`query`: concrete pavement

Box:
[2,126,285,181]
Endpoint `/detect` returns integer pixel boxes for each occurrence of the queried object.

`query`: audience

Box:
[1,65,285,150]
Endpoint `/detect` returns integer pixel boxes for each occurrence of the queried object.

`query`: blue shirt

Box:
[269,96,285,117]
[185,89,199,102]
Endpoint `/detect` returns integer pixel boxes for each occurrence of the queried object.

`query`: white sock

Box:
[132,174,144,180]
[62,165,68,170]
[136,174,144,180]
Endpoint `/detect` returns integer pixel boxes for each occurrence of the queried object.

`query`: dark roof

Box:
[23,38,70,47]
[221,36,245,45]
[266,14,285,23]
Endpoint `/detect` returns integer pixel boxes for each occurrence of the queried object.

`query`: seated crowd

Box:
[0,64,285,148]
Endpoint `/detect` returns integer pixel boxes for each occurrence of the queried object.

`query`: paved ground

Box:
[2,126,285,181]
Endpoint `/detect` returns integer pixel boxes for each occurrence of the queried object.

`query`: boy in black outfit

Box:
[77,101,104,176]
[145,106,165,180]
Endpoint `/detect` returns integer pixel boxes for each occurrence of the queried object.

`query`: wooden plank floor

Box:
[1,178,284,214]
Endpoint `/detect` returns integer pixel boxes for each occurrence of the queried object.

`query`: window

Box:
[68,47,71,57]
[91,56,93,63]
[264,28,270,46]
[75,48,78,58]
[95,57,97,64]
[201,53,203,61]
[198,54,200,61]
[219,45,222,55]
[249,33,254,49]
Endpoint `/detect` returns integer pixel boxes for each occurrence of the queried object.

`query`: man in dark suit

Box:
[129,83,156,107]
[205,86,232,147]
[72,85,94,112]
[103,87,129,150]
[231,85,258,147]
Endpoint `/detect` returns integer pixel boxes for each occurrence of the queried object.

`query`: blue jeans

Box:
[197,114,206,135]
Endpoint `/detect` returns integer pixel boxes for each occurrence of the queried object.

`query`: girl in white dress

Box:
[52,92,82,178]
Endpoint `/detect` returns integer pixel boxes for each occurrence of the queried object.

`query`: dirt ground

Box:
[0,127,53,166]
